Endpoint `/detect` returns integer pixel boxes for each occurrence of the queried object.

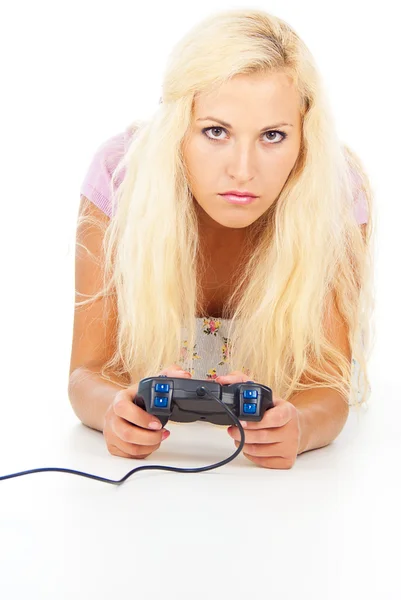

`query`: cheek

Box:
[187,149,217,190]
[262,154,298,194]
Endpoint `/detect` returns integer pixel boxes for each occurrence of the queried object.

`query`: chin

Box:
[214,213,257,229]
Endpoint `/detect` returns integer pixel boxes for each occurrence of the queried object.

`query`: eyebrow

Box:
[196,117,294,131]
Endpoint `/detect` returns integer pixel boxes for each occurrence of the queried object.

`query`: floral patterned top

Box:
[179,317,236,380]
[178,317,368,403]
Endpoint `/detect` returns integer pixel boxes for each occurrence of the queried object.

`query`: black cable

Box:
[0,388,245,485]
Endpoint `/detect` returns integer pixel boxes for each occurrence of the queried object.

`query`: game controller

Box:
[134,376,274,427]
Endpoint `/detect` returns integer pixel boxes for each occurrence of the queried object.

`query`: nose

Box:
[226,142,257,182]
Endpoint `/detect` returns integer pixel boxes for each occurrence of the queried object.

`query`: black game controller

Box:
[134,376,274,427]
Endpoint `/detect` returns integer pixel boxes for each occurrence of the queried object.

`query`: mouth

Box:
[218,193,258,205]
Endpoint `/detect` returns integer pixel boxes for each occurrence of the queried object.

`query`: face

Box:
[182,71,302,236]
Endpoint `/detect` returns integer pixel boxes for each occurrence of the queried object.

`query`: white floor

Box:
[0,354,399,599]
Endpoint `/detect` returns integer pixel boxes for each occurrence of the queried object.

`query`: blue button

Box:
[243,389,258,399]
[155,383,170,393]
[243,403,257,414]
[154,396,168,408]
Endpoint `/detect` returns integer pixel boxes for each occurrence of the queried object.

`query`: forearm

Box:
[287,387,350,454]
[68,367,129,432]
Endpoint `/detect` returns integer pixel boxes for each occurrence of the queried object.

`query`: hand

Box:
[215,371,302,470]
[103,364,192,459]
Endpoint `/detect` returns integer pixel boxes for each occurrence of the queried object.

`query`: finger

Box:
[113,390,164,431]
[239,449,296,470]
[107,445,132,458]
[108,440,161,458]
[111,413,168,446]
[159,365,192,377]
[163,363,184,372]
[228,425,284,444]
[261,402,293,428]
[233,440,284,457]
[239,402,293,429]
[215,372,250,384]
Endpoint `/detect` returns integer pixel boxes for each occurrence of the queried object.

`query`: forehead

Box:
[193,71,300,118]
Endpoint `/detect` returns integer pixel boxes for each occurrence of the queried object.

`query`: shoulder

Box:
[79,124,138,218]
[342,145,370,226]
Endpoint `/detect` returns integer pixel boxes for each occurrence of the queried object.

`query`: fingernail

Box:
[239,421,248,427]
[162,430,170,440]
[149,421,162,430]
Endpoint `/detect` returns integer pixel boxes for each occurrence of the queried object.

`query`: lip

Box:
[221,190,257,197]
[219,193,258,205]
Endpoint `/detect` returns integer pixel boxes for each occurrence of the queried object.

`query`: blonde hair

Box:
[76,8,375,408]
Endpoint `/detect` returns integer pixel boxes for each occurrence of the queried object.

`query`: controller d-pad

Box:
[242,388,258,415]
[243,389,258,399]
[155,383,170,393]
[154,396,168,408]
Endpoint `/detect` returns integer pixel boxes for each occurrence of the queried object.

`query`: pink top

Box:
[80,125,369,224]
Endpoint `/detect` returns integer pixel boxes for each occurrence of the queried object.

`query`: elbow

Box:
[67,368,86,424]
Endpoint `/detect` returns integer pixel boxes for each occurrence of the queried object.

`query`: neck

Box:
[194,201,250,250]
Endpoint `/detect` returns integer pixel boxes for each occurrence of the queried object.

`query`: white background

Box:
[0,1,399,599]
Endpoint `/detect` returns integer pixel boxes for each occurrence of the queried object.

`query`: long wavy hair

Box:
[76,8,375,408]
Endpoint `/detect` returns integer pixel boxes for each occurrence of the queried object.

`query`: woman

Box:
[69,8,375,469]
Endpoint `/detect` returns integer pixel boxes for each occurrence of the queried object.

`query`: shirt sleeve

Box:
[80,128,129,218]
[349,162,369,225]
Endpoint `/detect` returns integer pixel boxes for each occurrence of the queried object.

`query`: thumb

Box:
[158,364,192,377]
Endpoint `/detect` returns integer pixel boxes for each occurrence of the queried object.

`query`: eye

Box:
[202,127,229,141]
[264,130,287,144]
[202,127,287,144]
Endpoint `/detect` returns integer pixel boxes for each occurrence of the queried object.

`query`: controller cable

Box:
[0,387,245,485]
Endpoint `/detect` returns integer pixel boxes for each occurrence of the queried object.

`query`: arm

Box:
[68,196,131,432]
[223,223,366,467]
[68,366,128,433]
[288,386,349,454]
[288,280,353,453]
